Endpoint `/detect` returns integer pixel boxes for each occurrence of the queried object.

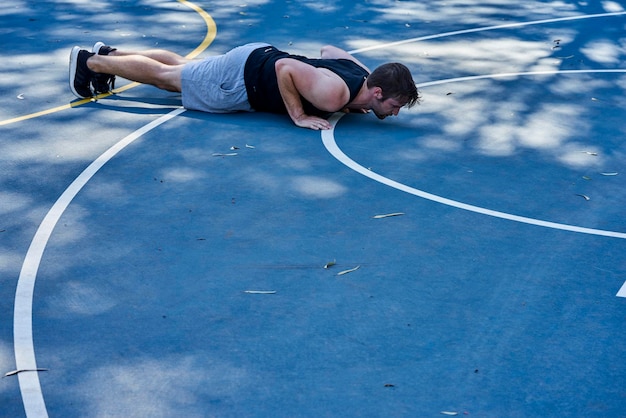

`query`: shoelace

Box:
[92,73,116,94]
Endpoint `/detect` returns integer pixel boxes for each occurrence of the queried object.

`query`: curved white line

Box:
[13,107,186,417]
[322,110,626,240]
[349,11,626,54]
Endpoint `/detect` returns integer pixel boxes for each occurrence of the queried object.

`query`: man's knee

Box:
[156,65,183,92]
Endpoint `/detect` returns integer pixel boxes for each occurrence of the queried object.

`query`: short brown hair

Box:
[367,63,420,107]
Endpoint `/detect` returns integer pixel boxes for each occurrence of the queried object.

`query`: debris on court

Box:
[440,412,458,416]
[600,172,618,176]
[324,260,336,269]
[16,93,25,100]
[576,194,590,201]
[580,151,598,156]
[212,152,238,157]
[4,368,48,377]
[245,144,255,148]
[372,212,405,219]
[244,290,276,294]
[337,265,360,276]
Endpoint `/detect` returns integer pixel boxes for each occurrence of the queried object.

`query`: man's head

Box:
[366,63,420,119]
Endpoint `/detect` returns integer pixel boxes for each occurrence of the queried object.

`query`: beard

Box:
[374,110,388,120]
[373,98,389,119]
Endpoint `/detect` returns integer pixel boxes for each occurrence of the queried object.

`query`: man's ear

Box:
[374,87,383,100]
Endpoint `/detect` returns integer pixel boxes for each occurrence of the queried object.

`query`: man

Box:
[70,42,420,130]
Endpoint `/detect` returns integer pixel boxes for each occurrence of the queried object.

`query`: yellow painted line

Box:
[0,83,140,126]
[180,0,217,59]
[0,103,72,126]
[0,0,216,127]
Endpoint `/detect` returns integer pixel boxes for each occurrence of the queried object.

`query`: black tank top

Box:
[244,46,369,118]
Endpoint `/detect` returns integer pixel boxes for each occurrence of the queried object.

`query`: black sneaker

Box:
[69,46,95,98]
[91,42,117,94]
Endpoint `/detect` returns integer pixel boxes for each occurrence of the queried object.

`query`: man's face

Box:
[372,97,406,120]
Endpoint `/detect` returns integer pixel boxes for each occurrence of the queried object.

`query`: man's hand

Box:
[293,114,332,130]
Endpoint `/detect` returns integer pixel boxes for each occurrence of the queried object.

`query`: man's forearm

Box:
[273,58,336,130]
[275,62,307,124]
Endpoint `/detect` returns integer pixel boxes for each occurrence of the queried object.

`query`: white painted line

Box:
[13,107,185,417]
[617,282,626,298]
[322,112,626,240]
[349,11,626,54]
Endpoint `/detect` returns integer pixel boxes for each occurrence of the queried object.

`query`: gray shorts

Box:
[181,42,270,113]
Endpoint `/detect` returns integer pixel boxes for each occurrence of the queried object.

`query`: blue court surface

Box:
[2,1,626,417]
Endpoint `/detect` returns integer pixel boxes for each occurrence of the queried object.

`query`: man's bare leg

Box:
[86,49,191,92]
[108,49,190,66]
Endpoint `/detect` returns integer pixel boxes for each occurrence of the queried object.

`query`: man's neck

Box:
[346,83,374,111]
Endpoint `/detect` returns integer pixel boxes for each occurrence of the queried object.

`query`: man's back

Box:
[244,45,369,116]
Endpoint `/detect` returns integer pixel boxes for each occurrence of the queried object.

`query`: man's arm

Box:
[275,58,350,130]
[320,45,371,73]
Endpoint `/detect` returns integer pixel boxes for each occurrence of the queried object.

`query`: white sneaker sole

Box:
[68,46,86,98]
[92,41,105,54]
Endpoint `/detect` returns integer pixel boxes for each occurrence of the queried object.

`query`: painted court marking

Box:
[349,11,626,54]
[13,108,186,417]
[323,68,626,242]
[12,8,626,418]
[322,108,626,241]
